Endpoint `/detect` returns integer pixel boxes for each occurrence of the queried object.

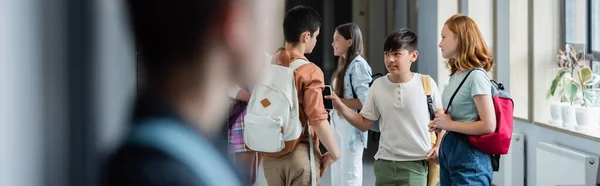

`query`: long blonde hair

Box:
[444,14,494,75]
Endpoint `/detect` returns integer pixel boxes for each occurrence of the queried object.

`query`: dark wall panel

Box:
[285,0,325,69]
[285,0,354,85]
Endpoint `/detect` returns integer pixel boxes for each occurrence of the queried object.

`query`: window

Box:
[564,0,588,50]
[593,0,600,75]
[509,0,530,120]
[591,0,599,52]
[533,0,564,124]
[534,0,595,124]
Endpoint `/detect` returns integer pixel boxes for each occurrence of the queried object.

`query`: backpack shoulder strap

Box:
[289,59,310,71]
[274,47,309,68]
[126,119,242,186]
[422,75,435,121]
[422,75,432,96]
[445,70,477,114]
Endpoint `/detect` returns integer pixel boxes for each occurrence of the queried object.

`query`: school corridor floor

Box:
[321,158,376,186]
[321,141,378,186]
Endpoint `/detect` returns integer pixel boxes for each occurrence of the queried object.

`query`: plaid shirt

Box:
[228,102,251,153]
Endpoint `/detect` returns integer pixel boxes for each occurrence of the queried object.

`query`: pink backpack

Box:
[446,68,514,171]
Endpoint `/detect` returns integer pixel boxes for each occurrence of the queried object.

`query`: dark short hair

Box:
[125,0,228,78]
[283,5,322,44]
[383,28,418,52]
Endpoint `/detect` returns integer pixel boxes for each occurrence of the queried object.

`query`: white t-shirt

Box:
[360,73,443,161]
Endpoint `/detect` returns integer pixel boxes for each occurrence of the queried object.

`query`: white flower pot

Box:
[550,102,564,126]
[575,107,600,131]
[561,104,577,129]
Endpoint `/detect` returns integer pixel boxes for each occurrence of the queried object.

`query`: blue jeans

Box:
[438,132,492,186]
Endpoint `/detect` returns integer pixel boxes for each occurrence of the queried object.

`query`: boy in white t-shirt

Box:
[326,28,444,186]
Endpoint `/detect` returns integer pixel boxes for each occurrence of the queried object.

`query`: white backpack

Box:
[244,58,318,186]
[244,59,308,153]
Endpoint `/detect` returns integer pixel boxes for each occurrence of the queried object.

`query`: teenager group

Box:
[103,0,499,185]
[227,5,498,186]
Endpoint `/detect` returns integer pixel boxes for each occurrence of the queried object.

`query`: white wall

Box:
[509,0,530,120]
[514,120,600,186]
[0,0,44,185]
[467,0,494,54]
[434,0,459,91]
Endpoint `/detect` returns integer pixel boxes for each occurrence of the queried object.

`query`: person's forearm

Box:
[336,103,372,132]
[312,120,340,158]
[340,99,362,110]
[446,120,495,135]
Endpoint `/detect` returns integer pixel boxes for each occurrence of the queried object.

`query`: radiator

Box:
[492,133,525,186]
[536,142,599,186]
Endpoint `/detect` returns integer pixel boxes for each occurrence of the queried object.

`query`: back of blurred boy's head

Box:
[126,0,225,78]
[124,0,279,127]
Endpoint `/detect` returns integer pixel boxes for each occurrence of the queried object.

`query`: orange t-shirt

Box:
[293,62,329,150]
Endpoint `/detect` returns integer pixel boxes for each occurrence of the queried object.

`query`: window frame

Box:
[563,0,589,52]
[590,0,600,73]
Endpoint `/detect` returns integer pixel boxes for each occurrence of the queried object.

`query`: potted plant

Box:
[546,44,581,127]
[570,54,600,130]
[570,66,600,130]
[588,53,600,128]
[549,45,600,130]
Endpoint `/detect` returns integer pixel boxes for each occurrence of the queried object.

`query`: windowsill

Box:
[531,122,600,142]
[514,117,530,123]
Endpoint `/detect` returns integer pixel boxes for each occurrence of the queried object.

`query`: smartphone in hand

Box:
[323,85,333,110]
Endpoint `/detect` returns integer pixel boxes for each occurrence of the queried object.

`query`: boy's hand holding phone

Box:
[322,85,334,110]
[324,90,343,110]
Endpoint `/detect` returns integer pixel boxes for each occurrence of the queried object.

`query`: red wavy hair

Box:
[444,14,494,75]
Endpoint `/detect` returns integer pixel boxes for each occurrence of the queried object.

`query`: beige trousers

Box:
[262,143,322,186]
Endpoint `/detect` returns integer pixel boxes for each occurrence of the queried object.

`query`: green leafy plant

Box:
[547,70,573,102]
[546,44,582,102]
[547,44,600,107]
[566,67,600,107]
